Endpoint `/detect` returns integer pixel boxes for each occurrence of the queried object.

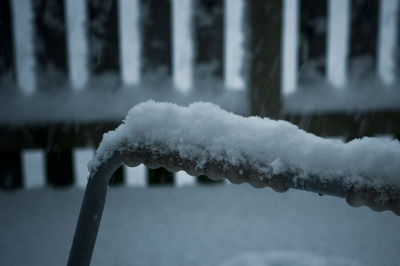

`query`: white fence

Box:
[10,0,399,93]
[281,0,399,93]
[20,147,220,189]
[10,0,246,93]
[6,0,399,188]
[8,0,246,189]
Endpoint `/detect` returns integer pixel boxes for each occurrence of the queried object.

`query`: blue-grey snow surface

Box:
[0,185,399,266]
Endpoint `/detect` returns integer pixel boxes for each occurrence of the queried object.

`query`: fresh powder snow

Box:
[90,101,400,191]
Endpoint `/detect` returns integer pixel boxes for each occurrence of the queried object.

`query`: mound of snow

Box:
[90,101,400,189]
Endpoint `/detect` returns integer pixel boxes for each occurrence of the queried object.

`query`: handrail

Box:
[68,145,400,266]
[67,153,123,266]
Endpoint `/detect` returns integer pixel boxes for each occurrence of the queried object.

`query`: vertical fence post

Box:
[327,0,350,89]
[10,0,36,94]
[281,0,300,95]
[175,171,196,187]
[65,0,89,90]
[118,0,141,86]
[124,164,147,187]
[224,0,245,91]
[377,0,399,86]
[172,0,194,93]
[21,149,45,189]
[73,148,94,188]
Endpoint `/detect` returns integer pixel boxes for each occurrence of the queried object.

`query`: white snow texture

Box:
[91,101,400,189]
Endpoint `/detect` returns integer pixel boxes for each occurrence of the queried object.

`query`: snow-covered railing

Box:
[68,101,400,265]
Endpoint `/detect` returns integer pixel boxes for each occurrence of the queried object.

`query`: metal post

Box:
[68,145,400,265]
[67,153,122,266]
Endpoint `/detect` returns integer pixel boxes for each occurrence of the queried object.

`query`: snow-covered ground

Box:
[1,185,398,266]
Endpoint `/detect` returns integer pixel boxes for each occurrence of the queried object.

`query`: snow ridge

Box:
[89,100,400,188]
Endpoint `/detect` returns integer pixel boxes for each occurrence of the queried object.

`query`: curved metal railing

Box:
[68,145,400,266]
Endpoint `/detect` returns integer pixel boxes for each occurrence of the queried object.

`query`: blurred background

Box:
[0,0,399,265]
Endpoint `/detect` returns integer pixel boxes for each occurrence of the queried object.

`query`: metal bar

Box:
[68,144,400,265]
[122,145,400,215]
[67,153,122,266]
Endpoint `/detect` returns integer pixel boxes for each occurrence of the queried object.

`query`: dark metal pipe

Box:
[67,154,122,266]
[68,145,400,265]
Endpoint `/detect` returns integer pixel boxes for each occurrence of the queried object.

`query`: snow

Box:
[0,185,399,266]
[91,101,400,190]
